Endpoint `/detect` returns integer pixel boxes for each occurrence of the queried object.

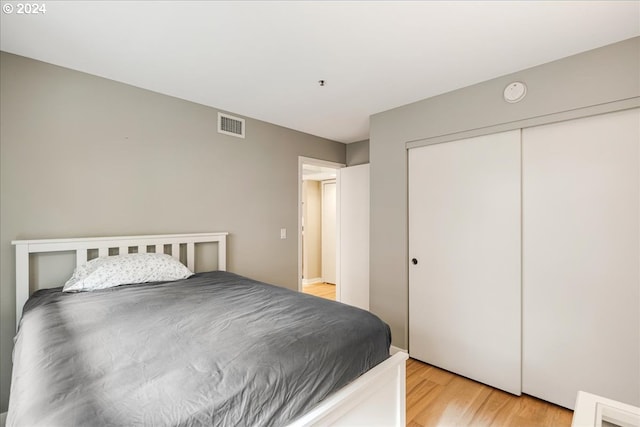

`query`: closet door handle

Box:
[411,258,418,265]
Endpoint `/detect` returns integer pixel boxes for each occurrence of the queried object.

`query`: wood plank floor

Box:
[302,282,336,300]
[302,283,574,426]
[407,358,573,427]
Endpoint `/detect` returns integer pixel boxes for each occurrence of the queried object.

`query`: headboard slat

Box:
[186,243,195,272]
[12,232,228,331]
[77,249,88,265]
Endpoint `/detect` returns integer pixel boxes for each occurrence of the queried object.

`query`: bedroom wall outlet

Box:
[280,228,287,239]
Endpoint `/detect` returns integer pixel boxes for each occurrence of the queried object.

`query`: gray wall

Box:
[369,37,640,350]
[346,139,369,165]
[0,52,345,412]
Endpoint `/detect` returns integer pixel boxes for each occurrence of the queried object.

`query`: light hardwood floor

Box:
[302,282,336,300]
[406,358,573,427]
[302,282,574,427]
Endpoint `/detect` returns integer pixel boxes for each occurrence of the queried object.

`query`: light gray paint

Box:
[369,37,640,350]
[0,52,345,412]
[346,140,370,166]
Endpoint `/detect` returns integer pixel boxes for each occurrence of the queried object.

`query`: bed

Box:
[7,232,408,426]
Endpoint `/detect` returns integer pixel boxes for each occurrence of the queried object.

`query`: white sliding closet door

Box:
[409,130,521,395]
[522,109,640,409]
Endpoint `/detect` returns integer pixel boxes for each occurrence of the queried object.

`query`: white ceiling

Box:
[1,1,638,143]
[303,164,337,182]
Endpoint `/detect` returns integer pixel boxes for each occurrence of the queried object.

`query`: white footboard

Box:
[288,351,409,427]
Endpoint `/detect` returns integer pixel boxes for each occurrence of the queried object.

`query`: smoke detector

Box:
[503,81,527,103]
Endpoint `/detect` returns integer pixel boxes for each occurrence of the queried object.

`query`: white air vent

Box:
[218,112,245,138]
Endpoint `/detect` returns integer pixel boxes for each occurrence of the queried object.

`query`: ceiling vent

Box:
[218,112,245,138]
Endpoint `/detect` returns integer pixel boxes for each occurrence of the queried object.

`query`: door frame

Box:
[298,156,344,296]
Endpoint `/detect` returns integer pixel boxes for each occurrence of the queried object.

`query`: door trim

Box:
[406,98,639,150]
[298,157,344,295]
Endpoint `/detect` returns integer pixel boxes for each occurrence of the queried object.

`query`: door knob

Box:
[411,258,418,265]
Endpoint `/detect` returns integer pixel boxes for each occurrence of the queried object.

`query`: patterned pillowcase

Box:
[63,253,194,292]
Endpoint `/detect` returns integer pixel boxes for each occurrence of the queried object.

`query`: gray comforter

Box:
[7,271,390,426]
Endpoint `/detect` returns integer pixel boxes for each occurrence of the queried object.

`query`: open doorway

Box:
[298,157,344,301]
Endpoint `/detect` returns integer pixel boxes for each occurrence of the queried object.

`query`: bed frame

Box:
[12,232,408,426]
[12,232,228,327]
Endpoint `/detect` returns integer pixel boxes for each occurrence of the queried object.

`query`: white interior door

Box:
[337,164,369,310]
[409,130,522,395]
[522,109,640,409]
[322,181,337,284]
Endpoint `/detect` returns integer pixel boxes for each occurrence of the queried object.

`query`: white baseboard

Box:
[302,278,323,286]
[390,345,408,356]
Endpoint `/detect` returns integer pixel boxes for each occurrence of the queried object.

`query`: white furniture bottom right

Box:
[572,391,640,427]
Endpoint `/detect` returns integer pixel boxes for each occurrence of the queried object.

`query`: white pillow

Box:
[63,253,193,292]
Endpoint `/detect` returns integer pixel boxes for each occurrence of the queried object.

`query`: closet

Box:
[408,108,639,409]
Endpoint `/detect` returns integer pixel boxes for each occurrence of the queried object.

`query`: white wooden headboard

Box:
[12,232,228,328]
